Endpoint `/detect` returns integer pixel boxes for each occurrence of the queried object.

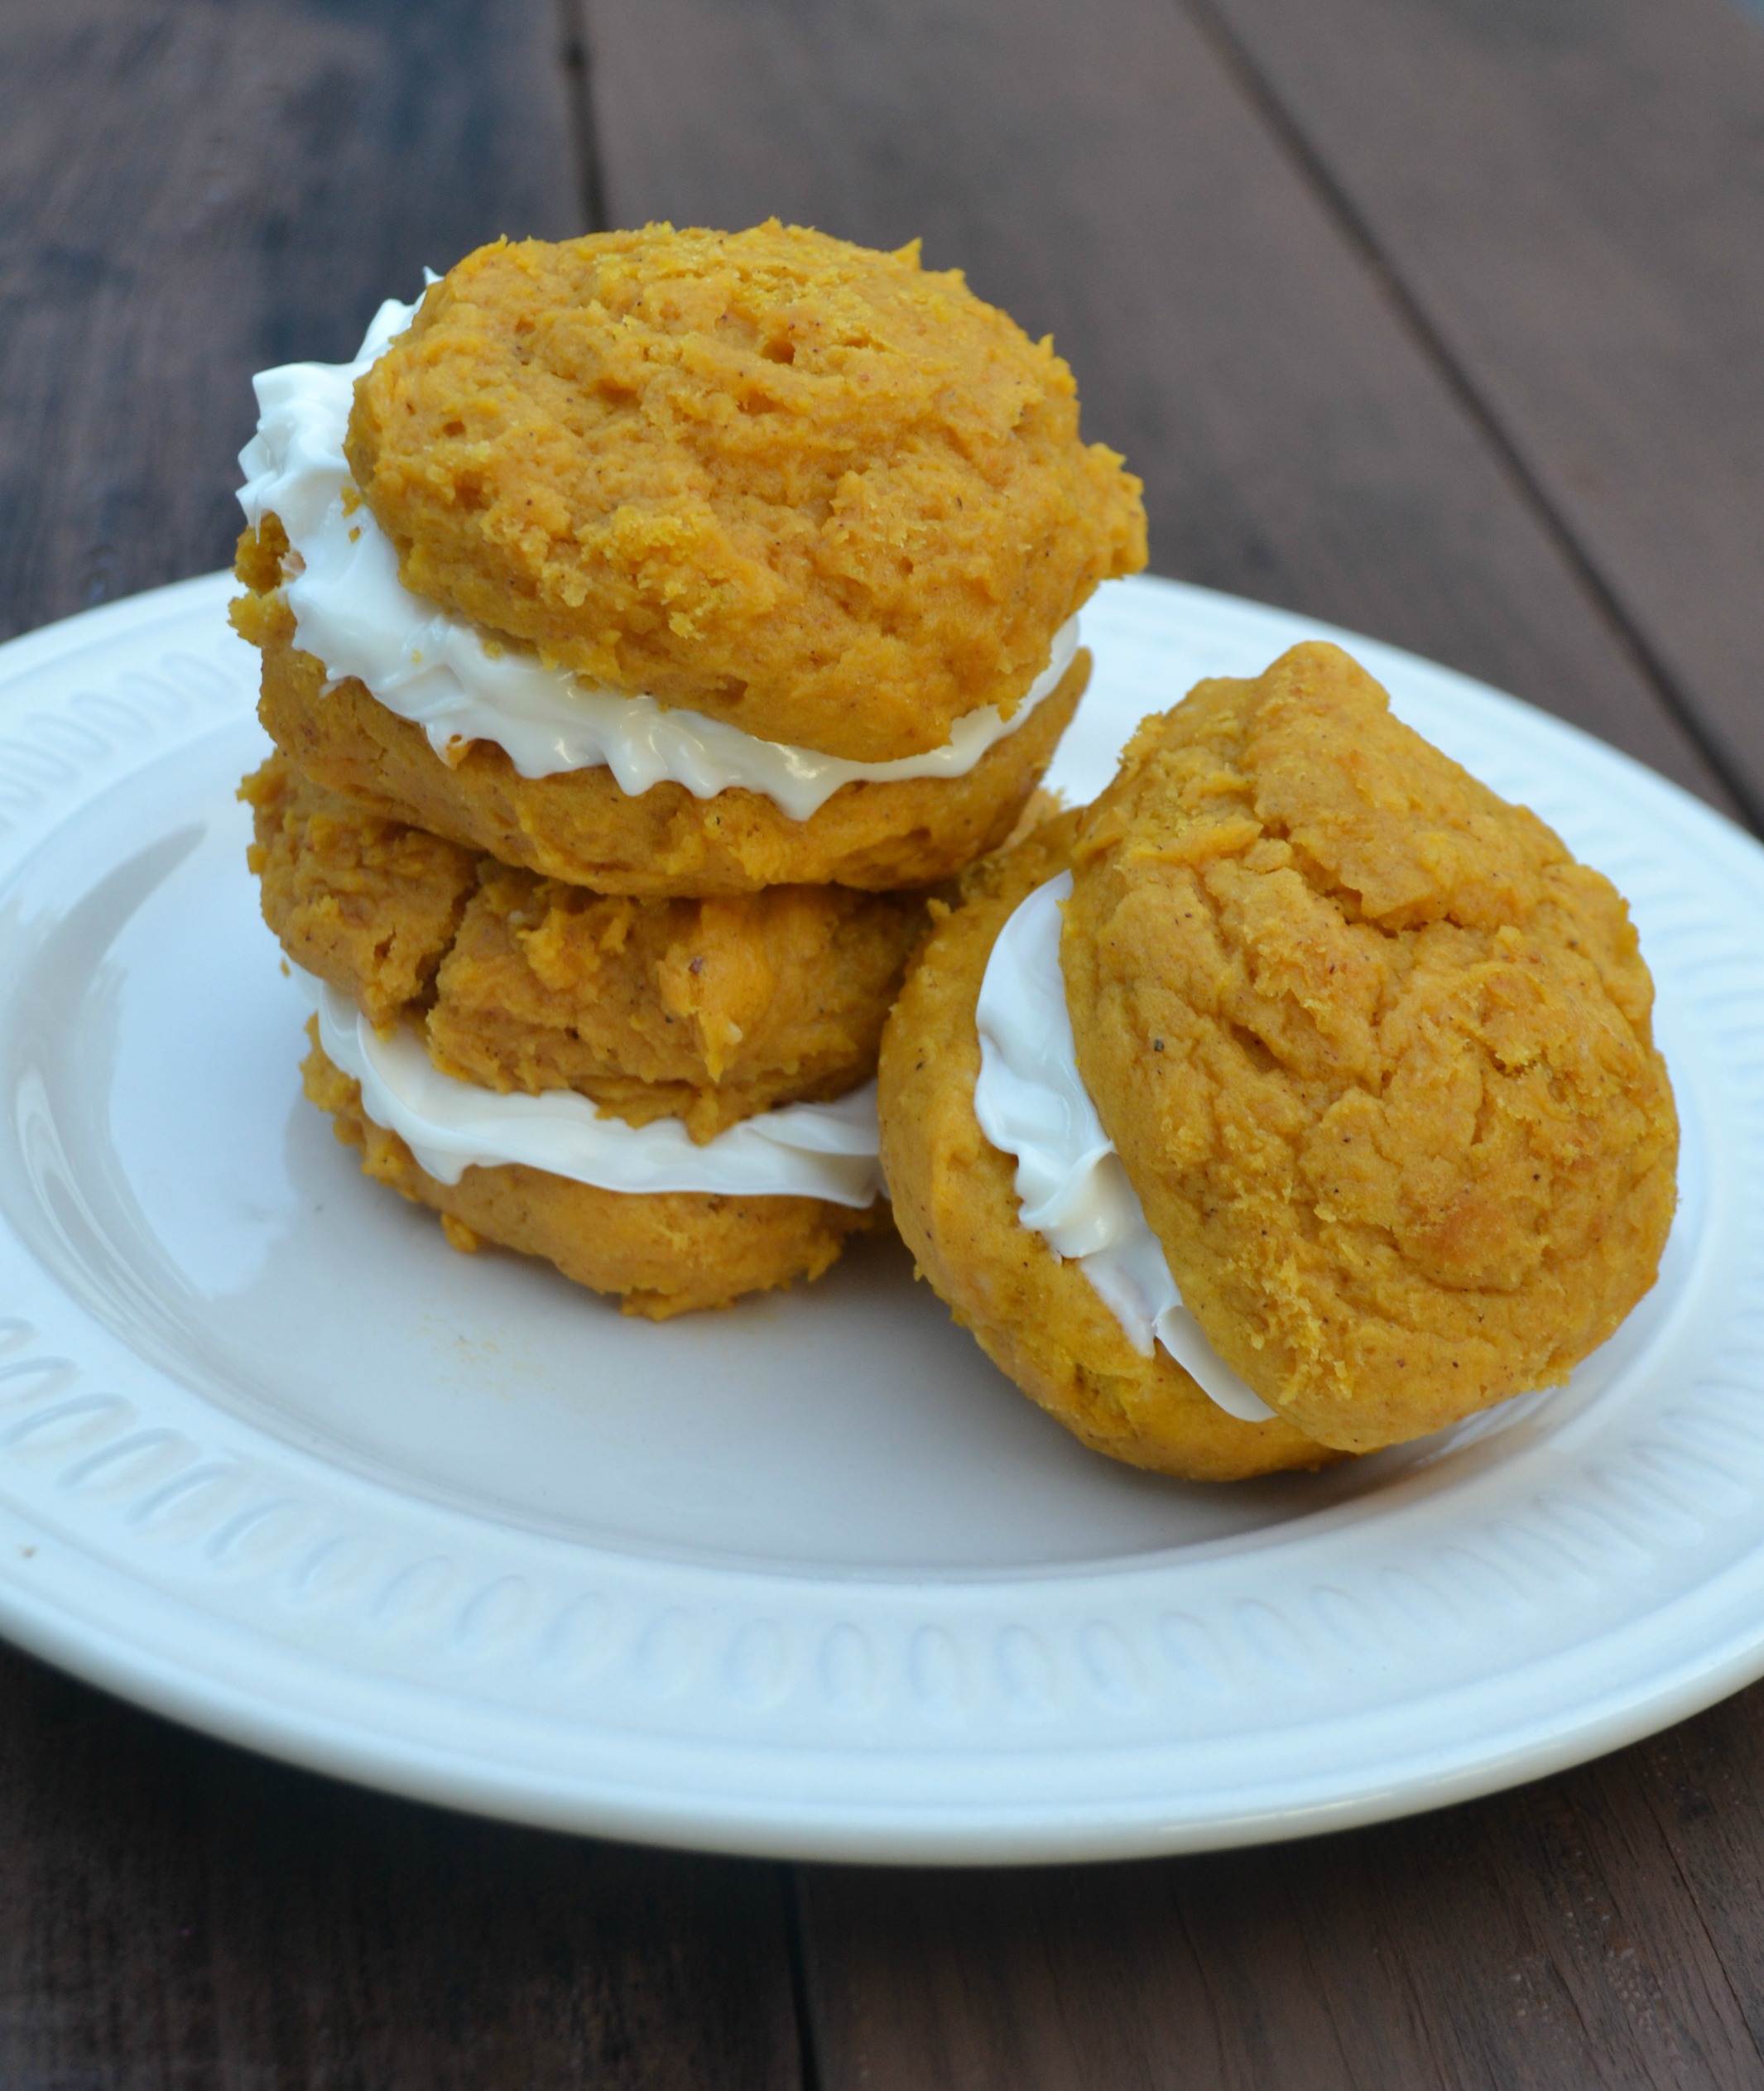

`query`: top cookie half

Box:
[1061,643,1679,1453]
[344,223,1146,765]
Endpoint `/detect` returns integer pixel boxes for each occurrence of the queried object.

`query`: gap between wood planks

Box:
[560,0,613,233]
[784,1863,829,2091]
[1176,0,1764,839]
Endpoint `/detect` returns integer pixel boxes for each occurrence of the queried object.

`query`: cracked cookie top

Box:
[344,222,1145,763]
[1061,642,1679,1451]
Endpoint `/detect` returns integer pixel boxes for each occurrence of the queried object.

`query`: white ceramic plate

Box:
[1,571,1760,1864]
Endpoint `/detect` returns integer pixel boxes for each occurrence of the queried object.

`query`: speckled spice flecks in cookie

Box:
[1062,642,1679,1454]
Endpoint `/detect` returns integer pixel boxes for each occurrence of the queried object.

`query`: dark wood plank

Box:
[4,4,1758,2089]
[577,4,1764,2084]
[0,1642,802,2090]
[1621,1683,1764,2046]
[581,0,1740,820]
[0,0,582,646]
[1195,0,1764,824]
[799,1689,1764,2089]
[0,6,808,2083]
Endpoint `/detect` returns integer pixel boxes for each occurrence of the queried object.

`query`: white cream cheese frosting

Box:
[972,874,1277,1424]
[238,296,1079,822]
[305,970,882,1208]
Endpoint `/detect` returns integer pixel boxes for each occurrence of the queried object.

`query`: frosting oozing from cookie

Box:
[304,967,882,1207]
[239,296,1080,822]
[973,872,1276,1423]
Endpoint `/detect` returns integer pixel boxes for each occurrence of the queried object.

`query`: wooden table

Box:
[4,2,1763,2083]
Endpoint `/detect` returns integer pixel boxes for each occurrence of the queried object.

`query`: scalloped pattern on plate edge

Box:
[1,573,1762,1861]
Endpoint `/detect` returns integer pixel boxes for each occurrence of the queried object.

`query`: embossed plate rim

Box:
[2,571,1763,1863]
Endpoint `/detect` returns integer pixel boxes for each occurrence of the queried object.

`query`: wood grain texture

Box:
[0,1642,803,2091]
[0,0,581,646]
[0,8,800,2084]
[799,1688,1764,2089]
[576,5,1764,2084]
[581,0,1739,818]
[1197,0,1764,823]
[4,2,1764,2089]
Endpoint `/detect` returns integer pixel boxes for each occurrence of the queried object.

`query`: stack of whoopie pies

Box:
[233,222,1146,1317]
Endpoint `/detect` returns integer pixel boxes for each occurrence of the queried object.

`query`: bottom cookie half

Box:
[878,817,1339,1482]
[302,1029,877,1319]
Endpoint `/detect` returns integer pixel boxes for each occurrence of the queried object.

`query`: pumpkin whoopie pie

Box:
[880,643,1677,1470]
[235,223,1145,1312]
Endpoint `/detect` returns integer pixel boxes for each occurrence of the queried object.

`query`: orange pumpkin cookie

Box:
[246,752,925,1142]
[345,222,1145,762]
[1063,643,1679,1453]
[235,575,1089,898]
[303,1029,875,1319]
[878,812,1338,1481]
